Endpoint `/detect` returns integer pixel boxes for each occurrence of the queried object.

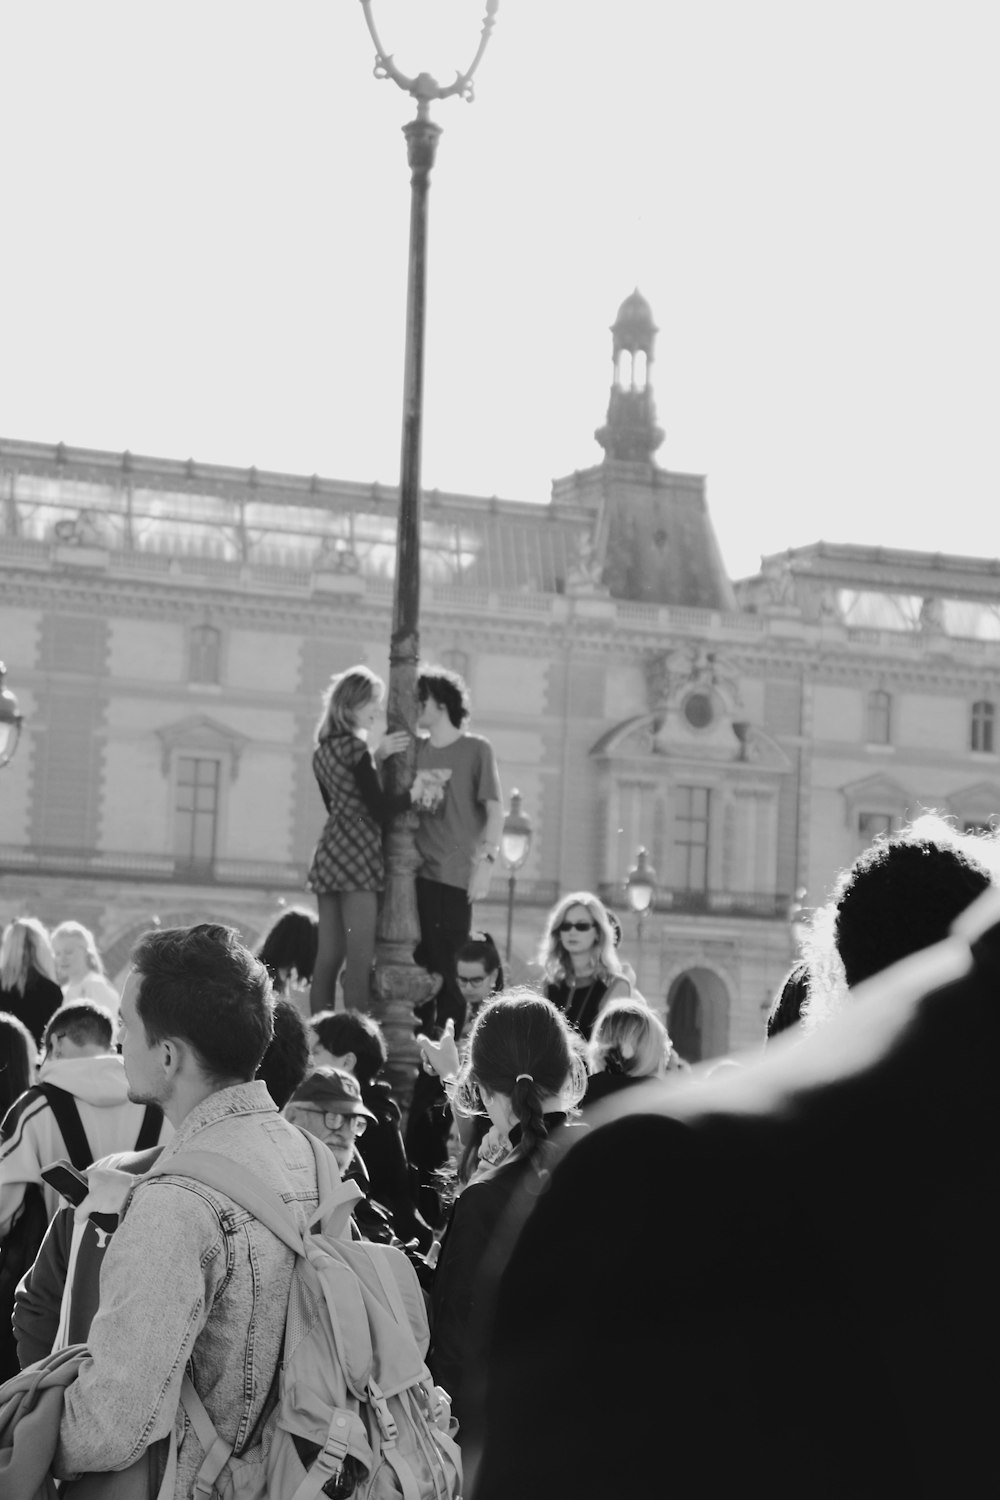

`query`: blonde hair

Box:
[314,665,384,744]
[539,891,624,984]
[589,998,671,1079]
[0,917,57,993]
[50,920,107,977]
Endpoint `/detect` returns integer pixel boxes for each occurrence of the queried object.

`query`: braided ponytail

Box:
[510,1072,550,1160]
[463,987,582,1170]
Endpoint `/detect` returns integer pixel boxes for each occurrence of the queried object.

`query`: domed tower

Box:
[595,289,664,464]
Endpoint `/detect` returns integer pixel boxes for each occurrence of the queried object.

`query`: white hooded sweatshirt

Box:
[0,1054,170,1240]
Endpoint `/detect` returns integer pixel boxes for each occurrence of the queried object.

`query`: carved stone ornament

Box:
[645,645,743,714]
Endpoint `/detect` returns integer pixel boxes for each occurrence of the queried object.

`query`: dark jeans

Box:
[415,876,472,1035]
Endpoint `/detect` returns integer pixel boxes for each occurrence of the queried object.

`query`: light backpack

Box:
[146,1131,462,1500]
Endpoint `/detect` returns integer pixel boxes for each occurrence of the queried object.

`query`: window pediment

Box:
[947,782,1000,825]
[842,772,912,817]
[591,714,790,771]
[155,715,248,779]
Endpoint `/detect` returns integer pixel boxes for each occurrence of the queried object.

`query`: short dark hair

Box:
[131,923,274,1084]
[43,1001,115,1053]
[256,997,311,1109]
[834,835,992,988]
[455,931,503,984]
[255,907,319,994]
[310,1009,387,1085]
[417,667,469,728]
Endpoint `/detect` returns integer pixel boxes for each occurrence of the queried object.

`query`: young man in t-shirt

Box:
[412,667,503,1034]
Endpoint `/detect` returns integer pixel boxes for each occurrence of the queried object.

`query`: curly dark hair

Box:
[310,1009,387,1085]
[834,834,992,988]
[255,907,318,994]
[417,666,470,728]
[131,923,274,1084]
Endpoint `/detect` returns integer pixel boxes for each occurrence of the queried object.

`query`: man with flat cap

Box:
[468,888,1000,1500]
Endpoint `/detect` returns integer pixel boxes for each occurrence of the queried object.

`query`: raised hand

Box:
[416,1016,460,1079]
[375,730,410,761]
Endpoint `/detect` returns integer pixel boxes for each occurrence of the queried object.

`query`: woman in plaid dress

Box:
[307,666,411,1013]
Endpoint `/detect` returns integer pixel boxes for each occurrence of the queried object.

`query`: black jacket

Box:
[430,1114,585,1426]
[470,891,1000,1500]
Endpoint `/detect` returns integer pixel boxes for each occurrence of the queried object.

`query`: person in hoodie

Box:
[0,1000,169,1242]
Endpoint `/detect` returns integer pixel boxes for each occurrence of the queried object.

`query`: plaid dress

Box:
[306,732,385,894]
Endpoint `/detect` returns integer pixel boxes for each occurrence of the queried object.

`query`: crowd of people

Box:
[0,660,994,1498]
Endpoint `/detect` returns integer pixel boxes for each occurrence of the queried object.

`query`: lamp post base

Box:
[370,950,441,1116]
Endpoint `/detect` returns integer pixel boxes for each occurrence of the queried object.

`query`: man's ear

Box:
[159,1036,184,1080]
[343,1050,357,1074]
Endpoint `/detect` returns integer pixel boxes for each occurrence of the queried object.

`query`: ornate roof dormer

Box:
[595,289,665,464]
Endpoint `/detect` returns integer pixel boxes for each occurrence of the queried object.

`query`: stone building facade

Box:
[3,292,999,1060]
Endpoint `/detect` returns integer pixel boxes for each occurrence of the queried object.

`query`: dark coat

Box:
[357,1079,434,1252]
[469,891,1000,1500]
[0,971,62,1048]
[430,1114,585,1427]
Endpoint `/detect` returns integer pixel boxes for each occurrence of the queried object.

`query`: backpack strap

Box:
[37,1083,92,1169]
[146,1151,307,1256]
[133,1103,164,1152]
[141,1130,364,1254]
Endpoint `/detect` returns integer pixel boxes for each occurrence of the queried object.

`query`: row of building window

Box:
[864,691,995,753]
[185,644,1000,760]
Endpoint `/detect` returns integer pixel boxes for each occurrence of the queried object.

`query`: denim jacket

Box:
[56,1082,319,1497]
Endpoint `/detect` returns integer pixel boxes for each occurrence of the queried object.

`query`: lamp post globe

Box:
[501,790,532,963]
[0,663,24,771]
[501,789,532,871]
[626,847,657,944]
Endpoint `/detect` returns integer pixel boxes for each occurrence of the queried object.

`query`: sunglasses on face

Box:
[559,920,596,933]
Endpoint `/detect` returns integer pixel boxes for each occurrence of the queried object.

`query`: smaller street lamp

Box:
[500,790,533,963]
[0,663,24,770]
[625,846,657,942]
[788,886,810,956]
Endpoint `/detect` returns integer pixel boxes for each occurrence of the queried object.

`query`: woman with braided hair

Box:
[428,988,586,1428]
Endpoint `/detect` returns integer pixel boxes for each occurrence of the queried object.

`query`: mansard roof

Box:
[0,436,734,608]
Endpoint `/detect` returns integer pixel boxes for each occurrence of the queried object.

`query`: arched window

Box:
[866,689,892,745]
[668,976,703,1063]
[189,625,222,685]
[971,700,995,753]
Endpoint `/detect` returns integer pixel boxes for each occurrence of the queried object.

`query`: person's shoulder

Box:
[460,732,494,753]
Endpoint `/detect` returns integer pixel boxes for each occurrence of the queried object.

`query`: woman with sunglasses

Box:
[539,891,632,1040]
[428,989,586,1427]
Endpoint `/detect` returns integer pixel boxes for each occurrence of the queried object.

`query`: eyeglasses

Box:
[457,972,490,986]
[297,1107,366,1136]
[558,920,595,933]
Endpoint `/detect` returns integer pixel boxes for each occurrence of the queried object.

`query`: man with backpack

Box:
[53,923,319,1496]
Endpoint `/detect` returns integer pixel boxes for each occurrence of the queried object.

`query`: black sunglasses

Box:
[559,920,595,933]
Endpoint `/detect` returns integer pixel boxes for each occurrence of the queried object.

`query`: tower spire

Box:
[595,289,664,463]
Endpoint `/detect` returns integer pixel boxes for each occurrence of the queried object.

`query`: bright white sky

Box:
[2,1,997,580]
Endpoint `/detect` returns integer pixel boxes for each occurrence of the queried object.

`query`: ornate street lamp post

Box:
[358,2,500,1100]
[500,790,533,964]
[625,847,657,944]
[0,664,24,771]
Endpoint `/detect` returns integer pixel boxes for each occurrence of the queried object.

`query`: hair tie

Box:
[515,1072,534,1084]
